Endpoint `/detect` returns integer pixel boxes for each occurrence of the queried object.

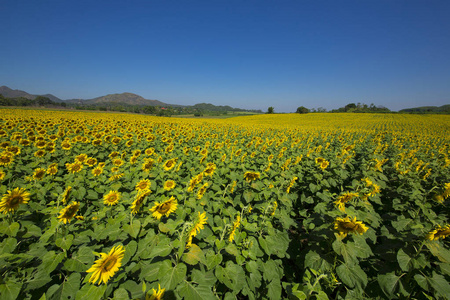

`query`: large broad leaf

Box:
[159,260,187,290]
[267,279,282,300]
[47,273,81,300]
[336,263,367,291]
[429,271,450,299]
[178,281,216,300]
[121,240,138,265]
[215,261,246,292]
[120,280,143,299]
[258,231,289,258]
[397,248,412,272]
[56,234,74,251]
[304,250,331,272]
[205,252,222,270]
[0,238,17,256]
[64,247,95,272]
[0,281,21,300]
[377,272,408,298]
[426,242,450,263]
[183,244,205,265]
[75,284,107,300]
[123,220,141,238]
[262,259,283,282]
[332,239,357,265]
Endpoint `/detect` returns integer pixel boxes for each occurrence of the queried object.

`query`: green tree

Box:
[267,107,274,114]
[296,106,309,114]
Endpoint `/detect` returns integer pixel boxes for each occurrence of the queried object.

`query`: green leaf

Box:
[183,244,205,265]
[75,284,107,300]
[304,250,331,272]
[140,261,162,282]
[0,281,22,300]
[414,274,429,291]
[215,261,246,292]
[40,251,65,274]
[159,260,187,290]
[429,271,450,298]
[0,238,17,255]
[267,280,282,300]
[225,243,240,257]
[178,281,216,300]
[397,248,412,272]
[205,252,222,270]
[113,288,129,300]
[123,220,141,238]
[64,247,95,272]
[332,239,357,265]
[377,272,404,298]
[120,280,143,299]
[47,273,81,300]
[258,231,289,258]
[426,241,450,263]
[122,240,138,265]
[4,222,20,237]
[56,234,74,250]
[262,259,283,282]
[336,263,367,290]
[315,291,329,300]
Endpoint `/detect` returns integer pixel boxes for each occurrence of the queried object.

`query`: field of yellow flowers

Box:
[0,108,449,299]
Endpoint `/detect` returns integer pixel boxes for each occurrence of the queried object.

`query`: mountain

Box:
[0,86,62,102]
[65,92,167,107]
[399,104,450,113]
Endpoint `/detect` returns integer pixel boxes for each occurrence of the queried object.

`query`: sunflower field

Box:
[0,108,449,300]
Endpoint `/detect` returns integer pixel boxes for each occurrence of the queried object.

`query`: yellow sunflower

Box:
[150,196,178,220]
[0,169,5,181]
[334,192,359,212]
[244,171,260,182]
[186,211,208,248]
[135,179,151,191]
[163,180,176,191]
[0,188,31,214]
[61,186,72,204]
[112,158,124,167]
[426,224,450,240]
[47,163,58,175]
[146,284,165,300]
[92,166,103,176]
[142,159,154,172]
[66,162,83,173]
[163,158,177,171]
[0,151,14,166]
[131,190,151,214]
[86,245,125,285]
[103,191,121,206]
[34,149,46,157]
[58,201,80,224]
[197,183,209,200]
[334,216,368,238]
[229,215,241,242]
[75,153,88,163]
[203,163,216,177]
[32,168,46,181]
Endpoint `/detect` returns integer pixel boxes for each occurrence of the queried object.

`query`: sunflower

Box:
[103,191,121,206]
[58,201,80,224]
[163,158,177,171]
[131,190,151,214]
[92,166,103,176]
[334,192,358,212]
[146,284,165,300]
[0,169,5,181]
[85,157,98,166]
[109,173,124,181]
[244,171,260,182]
[132,149,142,157]
[320,160,330,170]
[113,158,124,167]
[271,201,278,216]
[0,151,14,166]
[61,141,72,150]
[286,176,298,194]
[150,196,178,220]
[142,159,154,172]
[34,149,46,157]
[334,216,368,238]
[32,168,46,181]
[443,183,450,199]
[186,211,208,248]
[229,215,241,242]
[111,167,120,173]
[197,183,209,200]
[163,180,176,191]
[136,179,151,191]
[426,224,450,240]
[145,148,155,156]
[75,153,88,163]
[61,186,72,204]
[47,163,58,175]
[86,245,125,285]
[203,163,216,177]
[125,140,134,147]
[66,162,83,173]
[0,188,31,214]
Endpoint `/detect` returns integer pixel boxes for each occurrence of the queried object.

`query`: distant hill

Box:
[399,104,450,113]
[0,85,259,112]
[65,92,167,107]
[0,86,62,102]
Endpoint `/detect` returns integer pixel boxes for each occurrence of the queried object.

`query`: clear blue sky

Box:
[1,0,449,112]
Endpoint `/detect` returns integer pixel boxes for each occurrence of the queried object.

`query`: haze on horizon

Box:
[1,0,449,113]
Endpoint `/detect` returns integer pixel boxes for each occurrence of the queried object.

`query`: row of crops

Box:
[0,108,449,299]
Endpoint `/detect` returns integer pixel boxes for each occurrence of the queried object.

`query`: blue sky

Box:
[1,0,449,112]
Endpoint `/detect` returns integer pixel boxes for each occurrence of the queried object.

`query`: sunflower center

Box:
[436,229,450,237]
[102,256,118,272]
[107,195,118,203]
[341,221,357,230]
[65,206,78,217]
[9,195,23,207]
[158,202,171,214]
